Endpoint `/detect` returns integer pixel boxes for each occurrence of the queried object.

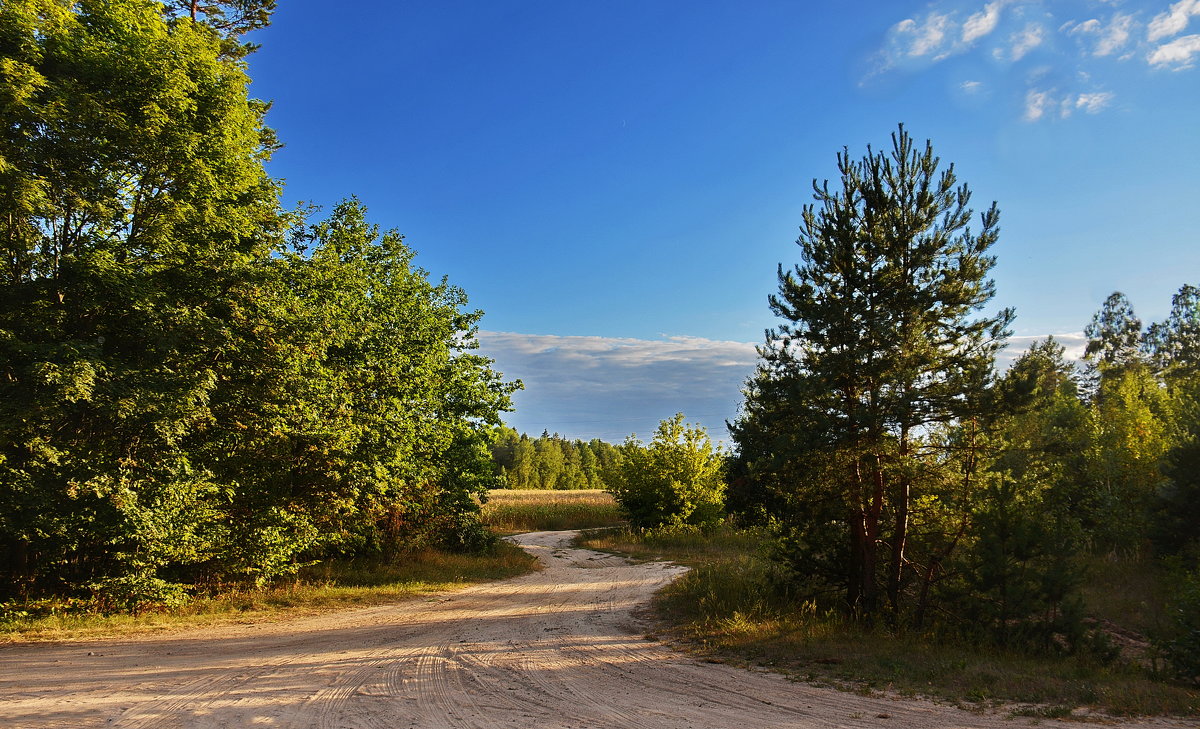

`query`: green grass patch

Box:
[589,526,1200,717]
[576,522,765,566]
[0,541,538,643]
[481,489,625,533]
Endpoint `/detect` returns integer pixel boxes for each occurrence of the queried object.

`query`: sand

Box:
[0,530,1189,728]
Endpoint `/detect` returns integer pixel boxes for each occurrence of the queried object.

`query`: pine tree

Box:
[733,125,1012,616]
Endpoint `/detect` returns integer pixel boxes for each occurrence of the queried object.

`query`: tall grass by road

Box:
[481,489,624,533]
[1,542,537,642]
[578,525,1200,717]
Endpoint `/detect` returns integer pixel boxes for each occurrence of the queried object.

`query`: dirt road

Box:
[0,531,1187,728]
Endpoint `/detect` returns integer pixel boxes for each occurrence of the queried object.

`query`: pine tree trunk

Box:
[888,428,910,613]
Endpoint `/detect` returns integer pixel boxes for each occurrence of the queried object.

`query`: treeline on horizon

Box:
[0,0,519,610]
[488,428,624,491]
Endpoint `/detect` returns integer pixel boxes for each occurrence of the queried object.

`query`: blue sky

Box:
[249,1,1200,442]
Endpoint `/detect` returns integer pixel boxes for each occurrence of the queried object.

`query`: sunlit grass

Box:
[0,541,538,642]
[481,489,625,533]
[586,525,1200,717]
[576,522,764,566]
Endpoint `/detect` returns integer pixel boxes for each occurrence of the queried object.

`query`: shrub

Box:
[606,414,725,528]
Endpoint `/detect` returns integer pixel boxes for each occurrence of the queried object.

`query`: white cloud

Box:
[867,1,1200,121]
[997,333,1087,369]
[1148,33,1200,68]
[1009,23,1046,60]
[963,1,1006,44]
[1148,0,1200,42]
[898,13,954,58]
[1024,88,1052,120]
[478,331,758,441]
[1075,91,1115,113]
[1071,13,1136,56]
[1066,19,1101,35]
[1024,88,1116,121]
[1096,14,1135,56]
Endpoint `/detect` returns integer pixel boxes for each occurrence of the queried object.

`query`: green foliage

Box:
[606,414,725,528]
[733,124,1012,616]
[0,0,518,607]
[490,427,620,490]
[0,0,281,596]
[1158,565,1200,685]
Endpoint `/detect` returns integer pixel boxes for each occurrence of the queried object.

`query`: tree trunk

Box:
[888,428,910,614]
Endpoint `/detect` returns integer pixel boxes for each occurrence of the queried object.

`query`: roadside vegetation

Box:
[0,541,537,642]
[0,0,520,618]
[574,130,1200,716]
[579,525,1200,716]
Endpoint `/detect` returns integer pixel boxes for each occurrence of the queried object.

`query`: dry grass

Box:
[0,541,538,643]
[481,489,625,533]
[588,526,1200,717]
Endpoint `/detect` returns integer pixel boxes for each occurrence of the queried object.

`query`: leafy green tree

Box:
[732,125,1012,616]
[0,1,520,601]
[534,435,565,489]
[0,0,280,598]
[607,414,725,528]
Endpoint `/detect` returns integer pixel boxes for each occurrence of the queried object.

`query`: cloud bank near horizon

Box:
[477,331,1088,443]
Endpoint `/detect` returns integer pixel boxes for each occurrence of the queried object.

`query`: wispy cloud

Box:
[1148,0,1200,42]
[480,330,1093,442]
[1074,91,1115,113]
[894,13,955,59]
[1148,33,1200,68]
[1024,88,1053,120]
[963,1,1008,43]
[867,1,1200,121]
[997,333,1088,369]
[1069,13,1135,56]
[1024,88,1115,121]
[1007,23,1047,61]
[478,331,758,441]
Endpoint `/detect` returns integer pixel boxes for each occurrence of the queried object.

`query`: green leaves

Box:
[0,2,518,605]
[607,414,725,528]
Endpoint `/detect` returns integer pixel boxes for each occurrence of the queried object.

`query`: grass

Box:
[0,541,538,642]
[481,488,625,533]
[582,525,1200,717]
[576,522,764,566]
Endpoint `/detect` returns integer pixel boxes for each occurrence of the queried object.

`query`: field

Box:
[480,488,625,533]
[577,525,1200,717]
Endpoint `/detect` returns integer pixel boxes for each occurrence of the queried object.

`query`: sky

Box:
[248,0,1200,442]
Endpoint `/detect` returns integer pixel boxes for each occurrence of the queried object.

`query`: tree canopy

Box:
[0,0,518,606]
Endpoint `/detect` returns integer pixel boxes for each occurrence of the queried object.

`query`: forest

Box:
[488,428,623,491]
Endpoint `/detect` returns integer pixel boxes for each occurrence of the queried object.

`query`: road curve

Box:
[0,531,1188,728]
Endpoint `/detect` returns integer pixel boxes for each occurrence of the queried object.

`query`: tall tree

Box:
[1145,284,1200,378]
[0,0,280,599]
[733,125,1012,616]
[1084,292,1143,371]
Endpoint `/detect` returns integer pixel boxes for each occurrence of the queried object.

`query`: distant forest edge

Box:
[488,428,624,491]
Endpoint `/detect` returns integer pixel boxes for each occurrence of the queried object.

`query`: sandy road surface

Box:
[0,531,1189,729]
